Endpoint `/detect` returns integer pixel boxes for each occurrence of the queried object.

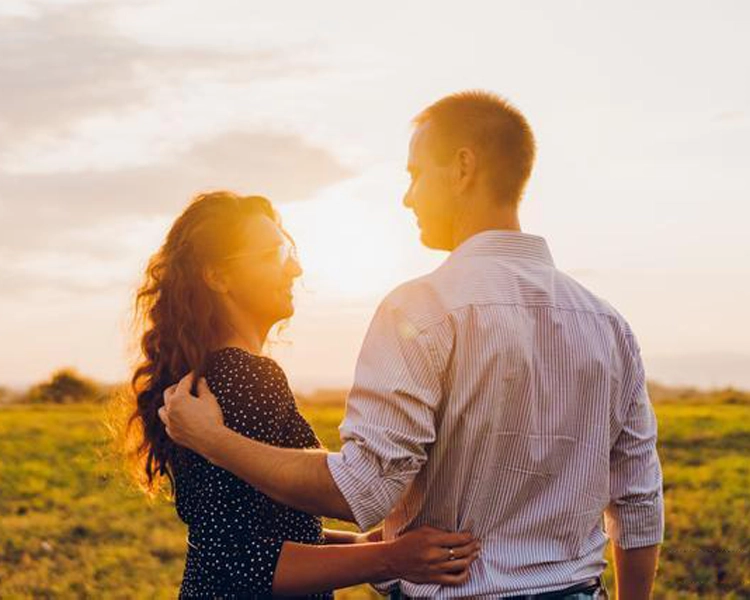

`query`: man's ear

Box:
[451,147,477,196]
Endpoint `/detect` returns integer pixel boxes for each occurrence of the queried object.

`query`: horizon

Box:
[4,350,750,396]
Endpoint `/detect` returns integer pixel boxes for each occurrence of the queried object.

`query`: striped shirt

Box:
[326,229,664,598]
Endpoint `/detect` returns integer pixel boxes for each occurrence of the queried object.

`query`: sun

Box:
[277,169,441,302]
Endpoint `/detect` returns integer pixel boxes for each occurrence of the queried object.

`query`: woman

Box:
[122,191,478,598]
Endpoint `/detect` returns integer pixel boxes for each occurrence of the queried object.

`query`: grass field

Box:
[1,390,748,598]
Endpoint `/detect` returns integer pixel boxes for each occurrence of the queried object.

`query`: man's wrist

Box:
[197,424,232,465]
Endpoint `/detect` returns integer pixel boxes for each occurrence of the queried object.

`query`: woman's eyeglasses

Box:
[223,241,297,266]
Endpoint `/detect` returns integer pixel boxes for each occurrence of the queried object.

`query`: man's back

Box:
[328,230,664,598]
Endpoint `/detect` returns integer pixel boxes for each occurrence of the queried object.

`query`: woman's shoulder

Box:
[205,347,289,393]
[207,346,279,375]
[204,347,293,442]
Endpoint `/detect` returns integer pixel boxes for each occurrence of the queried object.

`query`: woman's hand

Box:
[385,525,480,586]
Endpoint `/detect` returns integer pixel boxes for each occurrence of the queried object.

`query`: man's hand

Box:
[158,372,225,455]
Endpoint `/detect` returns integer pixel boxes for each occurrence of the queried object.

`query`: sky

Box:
[1,0,749,392]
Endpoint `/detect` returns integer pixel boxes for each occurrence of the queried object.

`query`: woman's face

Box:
[217,213,302,326]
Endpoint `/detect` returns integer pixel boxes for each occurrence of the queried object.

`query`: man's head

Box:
[403,90,536,250]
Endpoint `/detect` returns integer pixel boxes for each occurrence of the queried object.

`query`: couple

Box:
[129,90,664,599]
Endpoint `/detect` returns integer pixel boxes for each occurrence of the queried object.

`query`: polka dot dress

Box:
[172,347,334,599]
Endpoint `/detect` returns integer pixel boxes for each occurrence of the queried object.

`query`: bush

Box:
[0,385,22,405]
[24,368,102,404]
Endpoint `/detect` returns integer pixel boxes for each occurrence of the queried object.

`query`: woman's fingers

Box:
[431,530,474,547]
[446,539,480,560]
[428,538,480,563]
[433,556,474,573]
[434,568,472,586]
[433,546,480,572]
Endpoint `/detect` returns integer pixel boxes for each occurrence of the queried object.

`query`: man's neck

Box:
[451,209,522,250]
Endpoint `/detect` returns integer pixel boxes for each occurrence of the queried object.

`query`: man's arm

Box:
[159,357,352,520]
[604,331,665,600]
[323,292,446,532]
[201,425,354,521]
[159,374,354,520]
[161,287,444,531]
[199,289,448,531]
[611,543,660,600]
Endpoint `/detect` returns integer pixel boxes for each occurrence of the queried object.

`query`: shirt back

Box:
[327,230,665,598]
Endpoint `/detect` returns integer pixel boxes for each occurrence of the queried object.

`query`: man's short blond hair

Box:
[413,90,536,205]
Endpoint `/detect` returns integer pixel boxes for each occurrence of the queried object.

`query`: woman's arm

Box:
[273,526,479,596]
[322,527,383,544]
[321,528,358,544]
[357,527,383,543]
[273,540,392,594]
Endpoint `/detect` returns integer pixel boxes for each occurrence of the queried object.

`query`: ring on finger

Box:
[448,547,456,561]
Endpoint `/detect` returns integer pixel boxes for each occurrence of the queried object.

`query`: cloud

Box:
[0,128,353,228]
[0,1,355,298]
[0,252,129,297]
[0,129,354,294]
[0,0,317,151]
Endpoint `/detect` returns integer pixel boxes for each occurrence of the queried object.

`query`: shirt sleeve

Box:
[604,332,665,549]
[326,292,445,532]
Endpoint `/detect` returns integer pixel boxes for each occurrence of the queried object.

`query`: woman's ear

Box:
[202,264,229,294]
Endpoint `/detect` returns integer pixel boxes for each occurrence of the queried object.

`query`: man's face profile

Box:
[403,121,455,251]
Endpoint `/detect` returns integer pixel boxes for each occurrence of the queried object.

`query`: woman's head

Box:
[119,190,301,494]
[202,200,303,331]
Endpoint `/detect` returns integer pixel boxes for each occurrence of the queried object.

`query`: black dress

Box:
[173,347,334,599]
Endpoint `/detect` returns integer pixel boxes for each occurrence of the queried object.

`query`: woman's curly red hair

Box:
[114,191,280,496]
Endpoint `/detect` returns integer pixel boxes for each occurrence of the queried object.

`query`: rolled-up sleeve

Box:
[327,291,444,532]
[605,332,665,549]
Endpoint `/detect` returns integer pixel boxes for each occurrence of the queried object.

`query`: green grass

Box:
[0,393,748,598]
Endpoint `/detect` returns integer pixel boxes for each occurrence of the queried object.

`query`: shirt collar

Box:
[448,229,555,266]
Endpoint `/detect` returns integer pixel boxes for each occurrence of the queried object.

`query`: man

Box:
[160,90,664,599]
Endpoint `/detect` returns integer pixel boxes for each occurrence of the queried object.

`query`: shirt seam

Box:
[401,299,626,339]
